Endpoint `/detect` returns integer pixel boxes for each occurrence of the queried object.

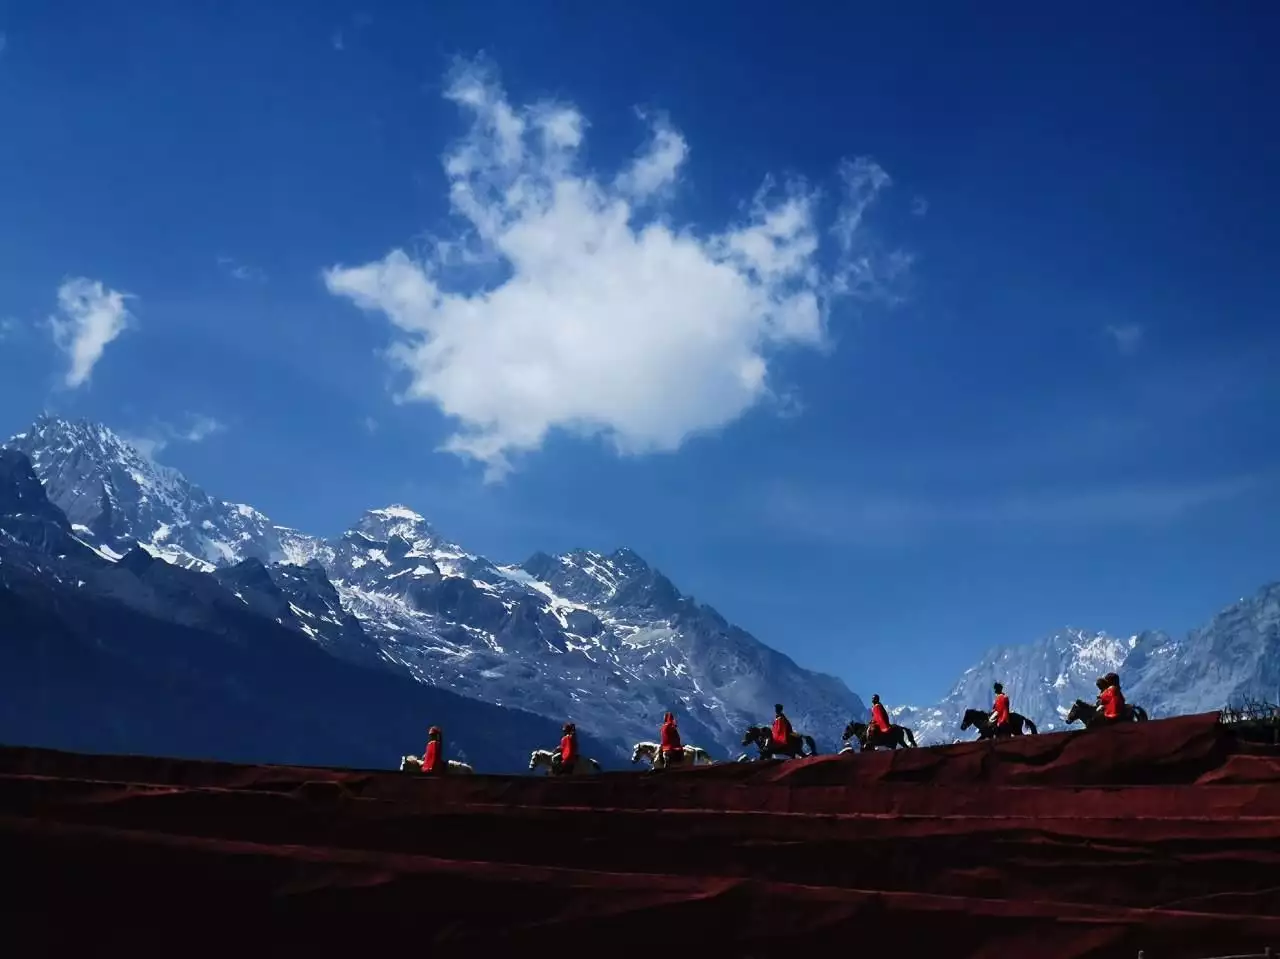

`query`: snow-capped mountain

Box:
[902,588,1279,746]
[897,628,1142,744]
[0,447,608,772]
[1126,583,1280,717]
[9,415,284,570]
[6,416,866,759]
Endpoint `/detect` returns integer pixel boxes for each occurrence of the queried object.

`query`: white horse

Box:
[400,755,475,774]
[528,748,602,776]
[630,741,715,768]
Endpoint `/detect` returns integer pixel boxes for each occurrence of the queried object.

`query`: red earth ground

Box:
[2,712,1278,957]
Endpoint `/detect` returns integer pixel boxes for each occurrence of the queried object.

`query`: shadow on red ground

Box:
[2,712,1278,957]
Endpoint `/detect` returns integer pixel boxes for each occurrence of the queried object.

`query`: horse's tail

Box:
[801,734,818,757]
[902,726,918,748]
[1023,715,1038,735]
[589,758,602,772]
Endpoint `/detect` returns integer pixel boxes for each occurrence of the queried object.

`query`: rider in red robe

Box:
[554,722,579,775]
[1097,674,1126,723]
[422,726,445,773]
[659,712,684,768]
[990,682,1011,731]
[869,694,892,743]
[771,703,794,751]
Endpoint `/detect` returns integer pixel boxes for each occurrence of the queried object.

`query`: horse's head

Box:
[960,708,984,730]
[528,749,543,770]
[631,742,654,764]
[1065,699,1090,725]
[843,722,867,743]
[741,726,762,746]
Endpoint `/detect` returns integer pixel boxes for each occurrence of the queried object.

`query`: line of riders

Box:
[401,672,1145,775]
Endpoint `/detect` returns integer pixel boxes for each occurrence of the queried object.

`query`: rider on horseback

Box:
[772,704,794,752]
[991,682,1011,732]
[869,694,892,744]
[422,726,446,774]
[659,711,684,769]
[552,722,579,775]
[1096,673,1125,725]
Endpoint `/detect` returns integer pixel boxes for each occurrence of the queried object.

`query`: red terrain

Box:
[2,713,1278,957]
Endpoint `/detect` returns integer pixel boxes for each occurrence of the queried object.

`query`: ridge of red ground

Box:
[2,713,1279,958]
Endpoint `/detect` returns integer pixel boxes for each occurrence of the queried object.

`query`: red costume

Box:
[659,712,683,763]
[992,692,1010,727]
[772,712,793,747]
[422,727,444,773]
[871,702,891,733]
[1099,684,1124,719]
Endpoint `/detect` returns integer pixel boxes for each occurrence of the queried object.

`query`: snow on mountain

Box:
[900,628,1143,745]
[906,583,1280,746]
[1126,583,1280,716]
[8,415,285,570]
[6,416,866,759]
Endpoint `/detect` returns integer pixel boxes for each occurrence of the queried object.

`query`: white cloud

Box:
[0,317,17,340]
[911,196,929,217]
[1106,323,1143,354]
[47,277,134,389]
[123,414,226,459]
[217,255,267,283]
[324,57,909,480]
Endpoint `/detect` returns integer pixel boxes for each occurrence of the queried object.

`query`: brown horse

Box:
[842,720,917,751]
[741,725,818,759]
[1065,698,1148,727]
[960,708,1039,739]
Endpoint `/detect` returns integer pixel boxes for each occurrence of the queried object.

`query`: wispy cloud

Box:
[331,30,345,51]
[47,277,134,389]
[0,316,18,340]
[123,414,227,459]
[1105,322,1143,354]
[910,196,928,217]
[324,56,911,481]
[752,474,1264,546]
[217,255,267,283]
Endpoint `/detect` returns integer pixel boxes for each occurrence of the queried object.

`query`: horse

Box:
[528,748,603,776]
[1065,698,1149,728]
[842,720,918,751]
[399,755,475,774]
[630,741,716,768]
[741,724,818,760]
[959,708,1039,739]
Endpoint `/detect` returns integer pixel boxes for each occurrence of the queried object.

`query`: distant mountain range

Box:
[2,413,1275,762]
[5,415,866,762]
[896,591,1280,744]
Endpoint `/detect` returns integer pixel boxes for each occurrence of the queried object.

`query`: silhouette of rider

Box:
[422,726,446,774]
[990,682,1012,732]
[1096,674,1126,725]
[868,694,892,745]
[771,703,794,752]
[658,711,684,769]
[552,722,579,775]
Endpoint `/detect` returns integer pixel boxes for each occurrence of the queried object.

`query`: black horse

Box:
[1065,698,1149,728]
[842,720,918,751]
[960,708,1039,739]
[741,724,818,759]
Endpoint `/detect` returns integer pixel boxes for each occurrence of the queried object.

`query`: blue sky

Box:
[1,1,1278,707]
